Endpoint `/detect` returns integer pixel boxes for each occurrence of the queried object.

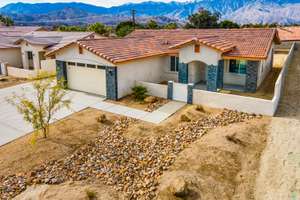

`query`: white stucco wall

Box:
[0,48,22,67]
[20,41,46,70]
[161,56,178,82]
[179,44,222,66]
[257,44,274,87]
[117,56,167,98]
[54,43,114,66]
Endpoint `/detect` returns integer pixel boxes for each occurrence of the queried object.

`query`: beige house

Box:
[48,29,279,101]
[0,26,43,74]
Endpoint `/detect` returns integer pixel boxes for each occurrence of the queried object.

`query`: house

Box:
[13,31,97,72]
[0,26,43,69]
[277,26,300,50]
[0,27,100,77]
[48,28,280,101]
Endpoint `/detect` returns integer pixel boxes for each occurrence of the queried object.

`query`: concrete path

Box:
[90,100,186,124]
[0,82,185,146]
[0,82,104,146]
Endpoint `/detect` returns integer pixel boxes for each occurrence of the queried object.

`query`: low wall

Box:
[271,42,295,114]
[136,81,168,99]
[41,59,56,73]
[7,66,37,79]
[193,89,274,115]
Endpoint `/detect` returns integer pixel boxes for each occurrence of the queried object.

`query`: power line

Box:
[131,9,136,29]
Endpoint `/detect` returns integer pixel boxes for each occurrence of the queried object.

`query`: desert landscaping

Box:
[0,103,268,200]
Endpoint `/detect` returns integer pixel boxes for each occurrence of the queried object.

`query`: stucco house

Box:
[49,28,280,101]
[0,26,43,70]
[13,31,97,72]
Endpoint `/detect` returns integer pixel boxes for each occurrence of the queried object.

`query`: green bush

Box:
[132,85,148,101]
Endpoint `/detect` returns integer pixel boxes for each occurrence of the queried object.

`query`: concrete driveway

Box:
[0,82,105,146]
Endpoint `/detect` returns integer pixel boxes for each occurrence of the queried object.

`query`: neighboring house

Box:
[0,26,43,69]
[277,26,300,49]
[14,31,97,72]
[48,28,280,100]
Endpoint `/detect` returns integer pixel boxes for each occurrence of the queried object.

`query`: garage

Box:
[66,62,106,96]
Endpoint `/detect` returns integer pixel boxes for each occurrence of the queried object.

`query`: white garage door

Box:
[67,64,106,96]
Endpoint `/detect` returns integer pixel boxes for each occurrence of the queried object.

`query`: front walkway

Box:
[91,101,186,124]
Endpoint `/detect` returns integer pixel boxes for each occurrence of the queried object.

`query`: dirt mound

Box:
[14,181,125,200]
[157,118,269,200]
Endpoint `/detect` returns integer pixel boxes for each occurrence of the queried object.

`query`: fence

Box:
[271,42,296,113]
[136,81,168,99]
[6,66,37,79]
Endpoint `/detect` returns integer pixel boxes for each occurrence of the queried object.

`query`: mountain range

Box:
[1,0,300,26]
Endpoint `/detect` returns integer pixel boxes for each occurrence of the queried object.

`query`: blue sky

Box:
[0,0,188,7]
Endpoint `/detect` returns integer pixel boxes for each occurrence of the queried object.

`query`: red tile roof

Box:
[68,28,278,64]
[277,26,300,41]
[169,36,236,52]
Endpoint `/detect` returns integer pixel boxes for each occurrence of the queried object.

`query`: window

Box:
[97,65,106,69]
[68,62,75,66]
[27,52,33,60]
[194,44,200,53]
[77,63,86,67]
[79,46,83,54]
[170,56,179,72]
[87,64,96,68]
[229,60,246,74]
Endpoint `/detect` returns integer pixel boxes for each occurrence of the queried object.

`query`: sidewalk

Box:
[90,101,186,124]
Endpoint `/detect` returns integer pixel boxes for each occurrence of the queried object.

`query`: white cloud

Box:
[0,0,189,8]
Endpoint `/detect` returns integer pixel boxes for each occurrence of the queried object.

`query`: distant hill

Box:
[1,1,300,26]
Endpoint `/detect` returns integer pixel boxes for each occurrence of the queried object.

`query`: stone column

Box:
[217,60,224,89]
[178,63,189,84]
[187,83,194,104]
[245,61,259,92]
[167,81,173,100]
[206,64,218,92]
[106,66,118,100]
[56,60,67,88]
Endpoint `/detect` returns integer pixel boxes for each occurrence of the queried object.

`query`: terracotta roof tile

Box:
[277,26,300,41]
[76,28,278,64]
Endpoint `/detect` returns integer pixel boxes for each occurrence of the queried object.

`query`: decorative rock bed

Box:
[0,110,259,200]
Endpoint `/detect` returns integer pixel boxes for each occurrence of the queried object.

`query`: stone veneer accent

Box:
[167,81,173,100]
[187,83,194,104]
[217,60,224,89]
[178,63,189,84]
[206,64,218,92]
[245,61,259,92]
[106,66,118,100]
[56,60,67,88]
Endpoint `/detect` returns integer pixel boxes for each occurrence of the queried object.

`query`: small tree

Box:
[146,20,159,29]
[185,9,220,29]
[7,73,70,139]
[132,85,148,101]
[87,22,112,36]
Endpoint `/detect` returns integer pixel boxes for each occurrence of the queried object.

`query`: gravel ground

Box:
[255,44,300,200]
[0,110,258,200]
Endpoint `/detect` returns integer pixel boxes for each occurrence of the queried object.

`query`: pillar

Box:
[106,66,118,100]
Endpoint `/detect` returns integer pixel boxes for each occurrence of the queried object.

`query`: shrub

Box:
[85,189,97,200]
[97,114,107,123]
[180,114,191,122]
[195,105,205,112]
[132,85,148,101]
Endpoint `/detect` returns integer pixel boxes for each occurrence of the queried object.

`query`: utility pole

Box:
[131,9,136,29]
